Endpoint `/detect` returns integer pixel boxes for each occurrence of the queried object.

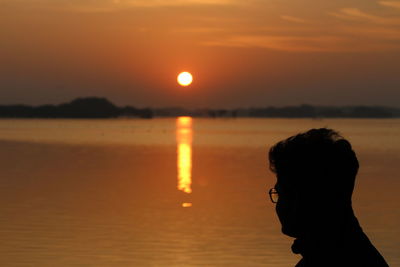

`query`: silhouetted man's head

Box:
[269,128,359,238]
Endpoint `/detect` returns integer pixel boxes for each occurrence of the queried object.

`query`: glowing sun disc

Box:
[177,72,193,87]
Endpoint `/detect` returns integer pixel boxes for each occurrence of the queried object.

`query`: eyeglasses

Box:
[268,188,278,203]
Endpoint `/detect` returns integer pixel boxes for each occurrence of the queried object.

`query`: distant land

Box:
[0,97,399,119]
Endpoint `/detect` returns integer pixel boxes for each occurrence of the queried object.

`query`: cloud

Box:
[339,26,400,40]
[202,33,400,52]
[123,0,236,7]
[171,27,227,33]
[378,1,400,8]
[280,15,306,23]
[331,8,400,25]
[2,0,238,13]
[203,35,349,52]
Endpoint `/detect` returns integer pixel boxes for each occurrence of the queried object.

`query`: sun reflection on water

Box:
[176,117,193,204]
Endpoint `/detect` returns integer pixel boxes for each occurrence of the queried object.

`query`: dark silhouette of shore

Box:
[0,97,153,119]
[156,104,399,118]
[0,97,399,119]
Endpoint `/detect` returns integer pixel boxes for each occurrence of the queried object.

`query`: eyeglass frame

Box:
[269,187,278,203]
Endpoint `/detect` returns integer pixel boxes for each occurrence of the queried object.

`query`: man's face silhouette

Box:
[275,182,302,238]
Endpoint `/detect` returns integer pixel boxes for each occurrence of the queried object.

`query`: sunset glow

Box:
[0,0,399,265]
[1,0,400,107]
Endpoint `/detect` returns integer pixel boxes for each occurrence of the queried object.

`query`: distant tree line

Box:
[244,105,397,118]
[155,105,400,118]
[0,97,153,119]
[0,97,399,119]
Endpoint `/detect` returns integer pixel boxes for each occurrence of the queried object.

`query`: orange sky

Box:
[1,0,400,107]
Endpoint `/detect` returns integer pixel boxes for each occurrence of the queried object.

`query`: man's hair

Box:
[269,128,359,200]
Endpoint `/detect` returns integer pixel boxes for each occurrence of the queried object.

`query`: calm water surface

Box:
[0,118,399,266]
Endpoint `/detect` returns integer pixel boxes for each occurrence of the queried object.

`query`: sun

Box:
[177,72,193,87]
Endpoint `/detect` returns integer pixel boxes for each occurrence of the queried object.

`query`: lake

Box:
[0,118,399,266]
